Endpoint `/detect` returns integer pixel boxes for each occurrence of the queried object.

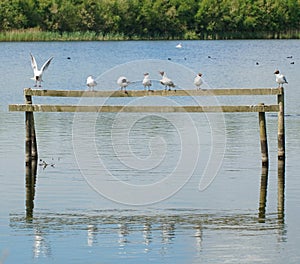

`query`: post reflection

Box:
[25,159,37,220]
[277,160,285,221]
[258,166,269,221]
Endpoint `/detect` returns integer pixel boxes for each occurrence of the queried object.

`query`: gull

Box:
[142,73,152,91]
[274,70,288,88]
[176,43,182,48]
[194,72,203,89]
[117,76,130,92]
[86,75,97,91]
[30,53,53,87]
[159,71,175,91]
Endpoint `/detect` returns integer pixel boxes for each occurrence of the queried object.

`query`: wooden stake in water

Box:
[25,90,38,166]
[277,88,285,160]
[258,103,269,166]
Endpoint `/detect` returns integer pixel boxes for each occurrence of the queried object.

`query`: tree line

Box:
[1,0,299,39]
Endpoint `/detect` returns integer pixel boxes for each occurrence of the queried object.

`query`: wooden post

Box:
[258,166,268,221]
[25,110,32,167]
[258,103,269,166]
[277,88,285,160]
[31,114,38,160]
[25,89,38,166]
[277,88,285,221]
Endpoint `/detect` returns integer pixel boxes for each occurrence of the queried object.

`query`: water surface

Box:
[1,40,300,263]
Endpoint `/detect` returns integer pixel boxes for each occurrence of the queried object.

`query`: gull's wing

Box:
[30,53,38,71]
[283,75,288,83]
[40,56,54,73]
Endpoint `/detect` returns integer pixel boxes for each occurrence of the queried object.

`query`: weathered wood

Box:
[258,104,269,166]
[25,95,38,162]
[31,114,38,159]
[25,111,32,167]
[9,104,280,113]
[277,88,285,160]
[25,95,33,167]
[23,87,283,97]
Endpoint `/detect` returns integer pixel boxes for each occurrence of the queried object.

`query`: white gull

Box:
[194,72,203,89]
[142,73,152,91]
[30,53,53,87]
[86,75,97,91]
[274,70,288,87]
[159,71,175,91]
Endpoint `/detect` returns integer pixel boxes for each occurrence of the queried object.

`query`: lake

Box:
[1,40,300,263]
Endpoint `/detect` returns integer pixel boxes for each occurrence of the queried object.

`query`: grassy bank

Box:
[0,28,299,42]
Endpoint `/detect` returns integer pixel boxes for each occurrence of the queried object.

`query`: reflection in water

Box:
[278,160,285,222]
[118,223,129,253]
[160,222,175,255]
[10,209,287,261]
[258,160,286,223]
[194,224,203,255]
[143,222,152,252]
[87,224,98,247]
[33,227,52,258]
[21,158,287,260]
[258,166,269,221]
[25,159,37,220]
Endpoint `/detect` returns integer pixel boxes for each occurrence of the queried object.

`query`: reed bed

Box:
[0,28,299,42]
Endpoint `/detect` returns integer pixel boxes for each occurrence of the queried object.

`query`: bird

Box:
[30,53,53,87]
[86,75,97,91]
[117,76,130,92]
[142,73,152,91]
[194,73,203,89]
[159,71,175,91]
[176,43,182,48]
[274,70,288,88]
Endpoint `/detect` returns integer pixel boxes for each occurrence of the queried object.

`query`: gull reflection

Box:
[33,228,51,258]
[143,222,152,252]
[87,224,98,247]
[118,223,129,252]
[194,224,203,254]
[160,222,175,254]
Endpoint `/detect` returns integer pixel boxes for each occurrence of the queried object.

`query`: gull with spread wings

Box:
[30,53,53,87]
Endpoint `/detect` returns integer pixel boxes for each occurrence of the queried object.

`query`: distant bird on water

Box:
[30,53,53,87]
[86,75,97,91]
[194,72,203,89]
[176,43,182,48]
[142,73,152,91]
[117,76,130,92]
[159,71,175,91]
[274,70,288,88]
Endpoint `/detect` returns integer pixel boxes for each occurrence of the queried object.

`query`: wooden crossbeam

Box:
[9,104,279,113]
[23,88,282,97]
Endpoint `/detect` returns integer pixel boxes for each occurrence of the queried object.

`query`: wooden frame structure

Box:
[9,87,285,163]
[9,87,285,219]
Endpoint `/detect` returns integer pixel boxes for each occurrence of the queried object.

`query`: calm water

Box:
[1,40,300,263]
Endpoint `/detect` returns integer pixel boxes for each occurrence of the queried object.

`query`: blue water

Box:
[1,40,300,263]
